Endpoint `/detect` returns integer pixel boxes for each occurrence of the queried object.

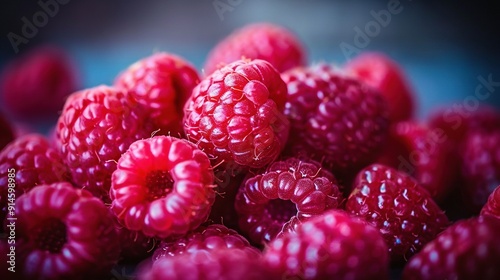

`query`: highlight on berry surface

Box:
[110,135,216,239]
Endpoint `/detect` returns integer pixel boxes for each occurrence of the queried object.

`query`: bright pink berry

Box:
[139,248,275,280]
[235,157,343,245]
[402,216,500,280]
[344,52,415,123]
[0,134,70,224]
[377,121,456,201]
[115,52,200,136]
[282,63,389,176]
[110,136,215,238]
[56,85,154,201]
[153,224,257,261]
[346,164,449,262]
[0,45,79,120]
[183,59,290,169]
[461,131,500,213]
[263,210,389,280]
[13,182,120,279]
[481,185,500,219]
[204,23,305,75]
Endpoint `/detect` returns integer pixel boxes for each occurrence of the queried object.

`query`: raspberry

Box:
[282,63,389,176]
[56,85,154,201]
[234,157,343,245]
[263,210,389,279]
[0,112,14,150]
[115,52,200,136]
[183,59,290,169]
[153,224,257,261]
[481,185,500,219]
[402,216,500,280]
[110,136,215,238]
[461,131,500,213]
[0,45,79,121]
[346,164,449,262]
[13,182,120,279]
[344,52,415,123]
[204,23,305,75]
[139,248,275,280]
[377,121,456,201]
[0,134,70,226]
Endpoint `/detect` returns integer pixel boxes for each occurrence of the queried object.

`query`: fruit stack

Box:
[1,23,500,280]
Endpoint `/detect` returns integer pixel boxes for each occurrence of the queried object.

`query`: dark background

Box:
[1,0,499,119]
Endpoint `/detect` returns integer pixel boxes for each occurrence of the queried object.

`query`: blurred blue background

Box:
[1,0,499,120]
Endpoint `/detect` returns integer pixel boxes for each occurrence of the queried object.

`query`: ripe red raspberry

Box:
[13,182,120,279]
[377,121,456,201]
[282,63,389,176]
[204,23,305,75]
[0,112,14,150]
[263,210,389,279]
[153,224,257,261]
[461,131,500,213]
[346,164,449,262]
[139,248,276,280]
[56,85,154,201]
[0,45,79,121]
[402,216,500,280]
[235,157,343,245]
[0,134,70,225]
[344,52,415,123]
[115,52,200,136]
[481,185,500,219]
[183,59,290,169]
[110,136,215,238]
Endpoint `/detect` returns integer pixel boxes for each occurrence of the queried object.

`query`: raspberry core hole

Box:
[34,218,67,253]
[265,199,297,223]
[146,170,174,201]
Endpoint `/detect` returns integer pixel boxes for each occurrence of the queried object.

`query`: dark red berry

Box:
[0,45,79,121]
[204,23,305,75]
[153,224,257,261]
[235,157,343,245]
[344,52,415,123]
[183,59,290,169]
[115,52,200,136]
[110,136,215,238]
[115,217,156,263]
[402,216,500,280]
[56,85,154,201]
[461,131,500,213]
[13,182,120,279]
[346,164,449,262]
[0,134,70,226]
[377,121,456,201]
[282,63,389,177]
[263,209,389,280]
[481,185,500,219]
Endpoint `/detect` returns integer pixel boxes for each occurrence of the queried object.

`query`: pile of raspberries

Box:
[1,23,500,280]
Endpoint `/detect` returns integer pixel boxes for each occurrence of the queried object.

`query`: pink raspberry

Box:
[0,45,79,121]
[481,185,500,219]
[263,210,389,279]
[13,182,120,279]
[235,157,343,245]
[183,59,290,169]
[153,224,257,261]
[56,85,154,201]
[110,136,216,238]
[282,63,389,178]
[204,23,306,75]
[115,52,200,136]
